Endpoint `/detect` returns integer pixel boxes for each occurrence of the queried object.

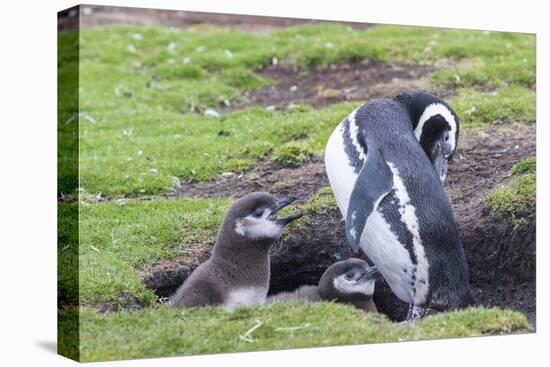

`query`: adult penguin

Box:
[324,91,472,319]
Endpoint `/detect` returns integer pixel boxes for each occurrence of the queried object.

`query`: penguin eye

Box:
[253,208,264,218]
[345,272,354,280]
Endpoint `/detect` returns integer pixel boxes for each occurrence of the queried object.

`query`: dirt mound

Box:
[233,61,449,110]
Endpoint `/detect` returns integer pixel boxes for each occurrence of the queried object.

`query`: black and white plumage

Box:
[324,91,472,314]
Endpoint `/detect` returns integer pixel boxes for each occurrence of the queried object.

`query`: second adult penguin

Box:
[325,92,473,318]
[170,192,303,310]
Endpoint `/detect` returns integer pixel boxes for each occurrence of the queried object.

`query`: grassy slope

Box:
[58,24,536,196]
[60,198,230,305]
[78,103,356,195]
[71,303,530,362]
[484,156,536,217]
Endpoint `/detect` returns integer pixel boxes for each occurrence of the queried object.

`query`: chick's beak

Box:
[273,196,304,226]
[357,266,380,281]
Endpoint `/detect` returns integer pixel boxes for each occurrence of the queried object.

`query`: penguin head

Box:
[396,91,460,183]
[319,258,380,301]
[227,192,303,243]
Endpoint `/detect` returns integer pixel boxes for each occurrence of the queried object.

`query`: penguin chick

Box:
[267,258,380,313]
[170,192,303,310]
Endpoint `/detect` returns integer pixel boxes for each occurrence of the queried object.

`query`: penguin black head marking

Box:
[227,192,303,242]
[396,91,460,183]
[319,258,380,301]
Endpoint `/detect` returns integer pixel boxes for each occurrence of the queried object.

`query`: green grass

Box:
[451,86,536,127]
[484,157,536,217]
[297,186,338,215]
[70,303,530,362]
[57,24,535,196]
[79,103,358,196]
[59,198,230,305]
[273,141,314,167]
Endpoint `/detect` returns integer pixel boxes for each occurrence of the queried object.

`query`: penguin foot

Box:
[405,304,427,322]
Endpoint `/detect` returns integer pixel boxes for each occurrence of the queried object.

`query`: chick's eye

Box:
[345,272,354,280]
[253,208,264,218]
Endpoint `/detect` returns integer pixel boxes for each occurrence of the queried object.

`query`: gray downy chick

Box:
[170,192,303,310]
[267,258,379,313]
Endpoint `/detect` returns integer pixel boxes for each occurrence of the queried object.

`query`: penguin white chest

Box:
[359,163,431,305]
[325,119,360,215]
[223,287,267,311]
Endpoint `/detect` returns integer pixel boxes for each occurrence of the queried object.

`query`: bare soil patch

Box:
[173,158,328,201]
[144,124,536,325]
[233,61,451,110]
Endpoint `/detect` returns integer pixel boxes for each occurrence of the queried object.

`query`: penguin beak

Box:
[273,196,304,226]
[357,266,380,281]
[433,141,450,185]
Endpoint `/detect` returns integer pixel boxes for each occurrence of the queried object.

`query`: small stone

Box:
[204,109,220,117]
[465,106,476,115]
[289,85,298,92]
[221,172,236,179]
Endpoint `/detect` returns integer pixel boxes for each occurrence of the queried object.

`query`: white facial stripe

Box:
[415,103,457,152]
[235,221,246,236]
[348,108,368,162]
[325,119,359,216]
[387,162,430,304]
[333,275,375,296]
[234,211,283,240]
[223,287,267,311]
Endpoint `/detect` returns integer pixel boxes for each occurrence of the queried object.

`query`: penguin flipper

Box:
[345,147,393,252]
